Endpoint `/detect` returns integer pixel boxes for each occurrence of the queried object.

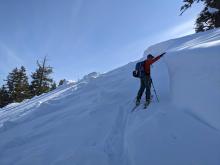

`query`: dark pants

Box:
[137,75,151,101]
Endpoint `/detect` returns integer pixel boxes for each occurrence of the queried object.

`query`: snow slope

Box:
[0,29,220,165]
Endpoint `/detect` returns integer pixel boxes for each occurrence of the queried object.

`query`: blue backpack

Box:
[133,61,145,78]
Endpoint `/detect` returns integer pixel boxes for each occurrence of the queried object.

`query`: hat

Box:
[147,54,154,59]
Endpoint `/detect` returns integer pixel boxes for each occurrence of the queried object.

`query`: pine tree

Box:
[0,85,10,108]
[180,0,220,32]
[16,66,31,102]
[51,81,57,91]
[5,66,31,103]
[58,79,66,86]
[6,67,19,102]
[30,57,53,96]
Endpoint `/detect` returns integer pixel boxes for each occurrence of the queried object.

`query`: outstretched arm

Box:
[150,52,166,64]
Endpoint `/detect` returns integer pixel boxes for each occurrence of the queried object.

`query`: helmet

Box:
[147,54,154,59]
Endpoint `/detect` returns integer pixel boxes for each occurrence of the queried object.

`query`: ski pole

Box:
[151,79,159,102]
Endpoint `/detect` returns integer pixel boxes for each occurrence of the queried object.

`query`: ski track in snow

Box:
[103,106,127,164]
[184,110,219,131]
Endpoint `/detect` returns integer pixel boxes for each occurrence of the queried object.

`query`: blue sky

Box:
[0,0,202,84]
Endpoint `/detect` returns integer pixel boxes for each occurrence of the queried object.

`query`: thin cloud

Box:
[97,19,196,66]
[0,42,24,76]
[71,0,84,19]
[161,19,195,40]
[168,20,195,37]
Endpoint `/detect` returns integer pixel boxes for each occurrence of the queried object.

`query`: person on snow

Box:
[134,52,166,106]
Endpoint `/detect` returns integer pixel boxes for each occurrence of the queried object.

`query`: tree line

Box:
[181,0,220,32]
[0,57,65,108]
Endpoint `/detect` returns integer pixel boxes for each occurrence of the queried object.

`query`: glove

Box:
[160,52,166,57]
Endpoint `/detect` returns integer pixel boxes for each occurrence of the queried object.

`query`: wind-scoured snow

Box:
[0,29,220,165]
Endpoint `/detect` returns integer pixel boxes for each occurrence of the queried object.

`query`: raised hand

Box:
[160,52,166,57]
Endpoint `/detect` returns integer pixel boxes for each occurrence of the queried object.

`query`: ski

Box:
[143,103,149,109]
[131,96,152,112]
[131,104,140,112]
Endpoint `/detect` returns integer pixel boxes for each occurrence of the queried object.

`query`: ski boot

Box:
[136,98,140,106]
[144,100,150,109]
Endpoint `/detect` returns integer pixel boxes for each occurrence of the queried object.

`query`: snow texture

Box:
[208,7,219,14]
[0,29,220,165]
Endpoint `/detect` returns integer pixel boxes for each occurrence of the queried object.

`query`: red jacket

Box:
[144,55,162,75]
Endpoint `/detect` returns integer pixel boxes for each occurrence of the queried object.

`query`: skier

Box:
[134,52,166,107]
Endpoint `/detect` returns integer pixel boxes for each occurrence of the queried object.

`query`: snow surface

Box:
[0,29,220,165]
[208,7,219,14]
